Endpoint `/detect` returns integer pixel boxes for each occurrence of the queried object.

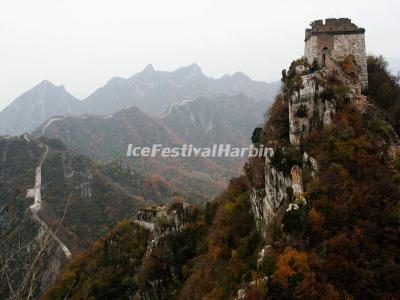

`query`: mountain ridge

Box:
[0,64,280,135]
[0,81,81,135]
[33,94,264,202]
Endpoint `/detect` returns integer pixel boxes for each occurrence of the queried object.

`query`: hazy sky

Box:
[1,0,399,110]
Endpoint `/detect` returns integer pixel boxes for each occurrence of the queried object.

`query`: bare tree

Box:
[0,194,71,300]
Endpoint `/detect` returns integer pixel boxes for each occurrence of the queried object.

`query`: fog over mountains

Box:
[0,64,280,136]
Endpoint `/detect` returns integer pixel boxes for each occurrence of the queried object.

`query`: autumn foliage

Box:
[41,56,400,299]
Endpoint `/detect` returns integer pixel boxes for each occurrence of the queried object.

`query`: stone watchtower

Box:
[304,18,368,90]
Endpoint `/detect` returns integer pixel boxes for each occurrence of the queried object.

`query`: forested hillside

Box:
[41,56,400,299]
[0,136,177,298]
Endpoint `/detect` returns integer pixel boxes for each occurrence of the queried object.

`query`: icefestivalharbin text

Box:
[126,144,271,158]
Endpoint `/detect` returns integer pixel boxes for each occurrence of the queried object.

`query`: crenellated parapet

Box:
[305,18,365,41]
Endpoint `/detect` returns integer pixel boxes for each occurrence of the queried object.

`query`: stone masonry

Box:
[304,18,368,90]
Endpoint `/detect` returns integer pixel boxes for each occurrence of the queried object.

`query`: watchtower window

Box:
[322,47,328,67]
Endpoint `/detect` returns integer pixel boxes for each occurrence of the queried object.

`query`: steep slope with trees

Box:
[41,56,400,299]
[0,135,177,298]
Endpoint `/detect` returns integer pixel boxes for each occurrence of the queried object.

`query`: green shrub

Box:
[320,88,335,101]
[270,147,302,176]
[251,126,264,144]
[282,206,306,233]
[296,104,308,118]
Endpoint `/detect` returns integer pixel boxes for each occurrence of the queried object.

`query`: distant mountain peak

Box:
[35,80,66,92]
[0,63,280,135]
[37,79,56,88]
[0,79,81,135]
[189,63,201,71]
[107,76,126,86]
[187,63,202,75]
[174,63,204,79]
[232,72,250,80]
[142,64,155,73]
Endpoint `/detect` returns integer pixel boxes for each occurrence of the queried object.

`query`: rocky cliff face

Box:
[288,55,367,146]
[133,202,196,299]
[135,201,195,250]
[233,52,400,299]
[248,53,366,237]
[250,148,317,238]
[249,148,291,237]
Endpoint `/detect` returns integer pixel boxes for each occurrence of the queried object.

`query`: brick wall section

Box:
[331,34,368,89]
[304,19,368,90]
